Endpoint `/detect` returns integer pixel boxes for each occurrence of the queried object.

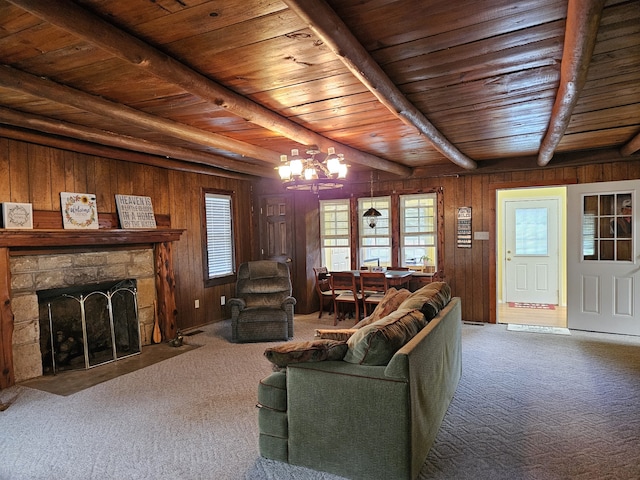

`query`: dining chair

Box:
[330,271,364,325]
[313,266,335,319]
[359,271,389,316]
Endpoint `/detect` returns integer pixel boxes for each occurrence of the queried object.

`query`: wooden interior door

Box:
[260,195,293,267]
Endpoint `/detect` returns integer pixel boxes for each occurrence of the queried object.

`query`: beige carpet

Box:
[1,315,639,479]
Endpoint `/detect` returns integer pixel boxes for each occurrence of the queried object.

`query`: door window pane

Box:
[582,193,632,261]
[515,207,548,255]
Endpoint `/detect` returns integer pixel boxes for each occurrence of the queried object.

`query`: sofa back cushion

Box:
[344,308,427,365]
[353,287,412,329]
[397,282,451,320]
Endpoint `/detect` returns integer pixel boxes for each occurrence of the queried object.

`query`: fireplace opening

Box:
[37,279,141,375]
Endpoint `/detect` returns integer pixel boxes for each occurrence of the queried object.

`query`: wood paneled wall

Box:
[3,135,640,325]
[373,160,640,323]
[0,137,253,332]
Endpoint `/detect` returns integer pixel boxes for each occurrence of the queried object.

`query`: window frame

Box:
[319,198,352,270]
[202,189,237,286]
[358,195,392,267]
[337,187,443,272]
[399,193,439,270]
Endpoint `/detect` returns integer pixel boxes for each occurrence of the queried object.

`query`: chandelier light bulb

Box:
[304,167,316,180]
[326,156,340,174]
[278,164,291,180]
[290,159,303,176]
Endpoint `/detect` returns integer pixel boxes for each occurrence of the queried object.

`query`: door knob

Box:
[507,257,511,261]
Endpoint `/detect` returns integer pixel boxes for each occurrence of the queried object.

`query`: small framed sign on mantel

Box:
[60,192,99,229]
[115,194,157,229]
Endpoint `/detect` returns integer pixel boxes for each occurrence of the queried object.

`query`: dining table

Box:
[348,269,414,289]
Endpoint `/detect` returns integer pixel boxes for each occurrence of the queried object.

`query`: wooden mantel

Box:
[0,228,183,248]
[0,228,184,389]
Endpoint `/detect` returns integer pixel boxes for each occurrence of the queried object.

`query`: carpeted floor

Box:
[1,313,639,480]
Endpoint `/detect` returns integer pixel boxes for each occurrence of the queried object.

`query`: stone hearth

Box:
[10,249,156,383]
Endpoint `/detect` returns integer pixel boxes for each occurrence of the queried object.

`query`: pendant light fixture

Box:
[363,171,381,228]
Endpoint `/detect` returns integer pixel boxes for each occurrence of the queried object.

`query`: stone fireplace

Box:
[10,249,156,382]
[0,227,182,389]
[38,278,141,374]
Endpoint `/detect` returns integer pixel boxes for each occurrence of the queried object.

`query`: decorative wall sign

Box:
[115,194,157,229]
[60,192,99,229]
[457,206,472,248]
[2,202,33,229]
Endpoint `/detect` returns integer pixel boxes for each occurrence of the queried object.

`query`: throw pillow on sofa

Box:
[397,282,451,321]
[314,288,412,341]
[353,287,412,328]
[343,308,427,366]
[264,339,348,369]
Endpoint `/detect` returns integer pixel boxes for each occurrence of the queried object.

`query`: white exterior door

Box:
[504,198,560,304]
[567,180,640,335]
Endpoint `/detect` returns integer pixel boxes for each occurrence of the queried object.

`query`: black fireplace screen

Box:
[38,279,141,374]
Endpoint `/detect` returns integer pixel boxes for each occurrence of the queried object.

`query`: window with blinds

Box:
[204,192,235,279]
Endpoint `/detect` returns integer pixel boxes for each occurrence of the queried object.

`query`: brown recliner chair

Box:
[229,261,296,342]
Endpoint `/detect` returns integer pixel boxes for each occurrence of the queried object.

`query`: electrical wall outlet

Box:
[220,295,226,306]
[194,299,200,309]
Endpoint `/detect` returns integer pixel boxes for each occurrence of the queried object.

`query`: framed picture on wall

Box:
[1,202,33,229]
[60,192,99,229]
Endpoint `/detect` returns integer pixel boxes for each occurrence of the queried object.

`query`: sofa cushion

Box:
[344,308,427,365]
[264,339,348,368]
[353,287,412,328]
[397,282,451,320]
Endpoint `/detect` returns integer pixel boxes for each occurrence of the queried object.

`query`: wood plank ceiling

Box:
[0,0,638,180]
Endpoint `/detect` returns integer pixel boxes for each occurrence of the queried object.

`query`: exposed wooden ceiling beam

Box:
[0,106,275,178]
[0,65,279,164]
[7,0,412,177]
[282,0,477,171]
[537,0,606,166]
[620,130,640,156]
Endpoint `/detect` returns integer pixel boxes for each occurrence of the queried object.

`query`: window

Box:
[400,193,437,269]
[359,196,391,267]
[203,191,235,284]
[320,199,351,270]
[319,189,442,272]
[582,192,632,261]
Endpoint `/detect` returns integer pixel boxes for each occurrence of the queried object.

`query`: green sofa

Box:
[258,294,462,480]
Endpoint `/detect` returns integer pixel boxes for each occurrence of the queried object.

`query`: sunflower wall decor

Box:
[60,192,99,229]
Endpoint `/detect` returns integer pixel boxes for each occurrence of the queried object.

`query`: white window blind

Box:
[320,199,351,270]
[205,193,234,278]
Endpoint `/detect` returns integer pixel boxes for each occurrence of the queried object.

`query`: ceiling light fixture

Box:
[278,146,348,193]
[363,171,381,228]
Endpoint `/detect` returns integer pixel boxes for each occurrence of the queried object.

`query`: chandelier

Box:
[278,146,348,193]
